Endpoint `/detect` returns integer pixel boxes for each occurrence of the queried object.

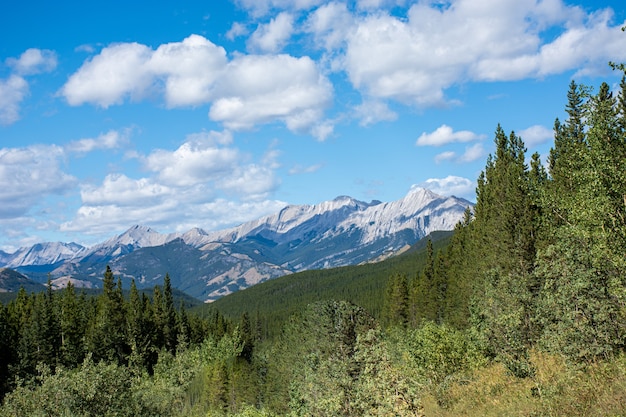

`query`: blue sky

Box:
[1,0,625,251]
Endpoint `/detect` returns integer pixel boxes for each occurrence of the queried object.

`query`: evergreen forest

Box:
[1,70,626,416]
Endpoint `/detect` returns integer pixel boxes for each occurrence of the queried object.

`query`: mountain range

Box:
[0,187,472,302]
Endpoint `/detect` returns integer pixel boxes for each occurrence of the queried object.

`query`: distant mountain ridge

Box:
[0,188,472,301]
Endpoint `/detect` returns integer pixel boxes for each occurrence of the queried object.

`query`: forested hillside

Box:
[1,73,625,416]
[204,230,453,337]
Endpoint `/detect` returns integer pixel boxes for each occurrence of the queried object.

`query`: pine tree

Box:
[239,312,254,363]
[434,250,448,324]
[0,303,14,399]
[468,125,540,375]
[59,282,85,368]
[409,239,439,324]
[383,273,409,327]
[442,208,473,330]
[537,81,626,362]
[162,273,178,353]
[546,80,589,234]
[86,266,128,363]
[126,279,151,371]
[152,284,165,350]
[176,301,191,352]
[18,280,62,372]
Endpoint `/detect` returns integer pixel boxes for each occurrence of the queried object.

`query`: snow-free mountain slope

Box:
[0,268,45,292]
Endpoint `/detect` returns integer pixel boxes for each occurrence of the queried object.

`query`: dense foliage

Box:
[1,72,626,415]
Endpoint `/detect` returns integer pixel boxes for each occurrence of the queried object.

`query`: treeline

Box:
[383,78,626,374]
[0,266,228,400]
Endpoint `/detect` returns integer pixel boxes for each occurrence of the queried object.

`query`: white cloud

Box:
[60,36,332,135]
[305,2,354,51]
[226,22,249,40]
[60,42,153,108]
[0,145,77,218]
[6,48,57,75]
[62,130,282,236]
[417,124,483,146]
[354,100,397,126]
[218,164,279,200]
[148,34,228,107]
[0,48,58,125]
[143,136,241,187]
[288,163,323,175]
[61,35,227,109]
[356,0,405,11]
[519,124,553,147]
[235,0,324,17]
[341,1,626,106]
[311,119,335,141]
[65,129,131,155]
[0,75,28,125]
[209,54,333,133]
[80,174,172,207]
[75,44,96,53]
[418,175,475,200]
[458,143,486,163]
[434,151,456,164]
[247,12,294,53]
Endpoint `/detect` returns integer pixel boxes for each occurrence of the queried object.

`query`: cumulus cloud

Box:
[65,129,131,155]
[305,2,353,51]
[354,100,397,126]
[341,1,626,107]
[62,130,283,236]
[0,145,77,218]
[218,164,279,200]
[458,143,486,163]
[208,54,332,133]
[0,48,57,125]
[418,175,475,200]
[434,151,456,164]
[519,124,554,147]
[148,35,228,107]
[234,0,325,17]
[143,135,241,187]
[356,0,405,11]
[0,75,28,125]
[60,36,227,108]
[417,124,484,146]
[60,42,153,108]
[60,35,332,135]
[247,12,294,53]
[80,174,172,207]
[226,22,249,40]
[310,119,335,141]
[6,48,57,75]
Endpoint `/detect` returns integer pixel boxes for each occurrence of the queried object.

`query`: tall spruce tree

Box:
[469,125,540,375]
[537,82,626,362]
[86,266,128,363]
[126,279,152,371]
[442,208,473,330]
[162,273,178,353]
[59,282,85,368]
[0,303,14,399]
[383,273,409,327]
[409,239,439,324]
